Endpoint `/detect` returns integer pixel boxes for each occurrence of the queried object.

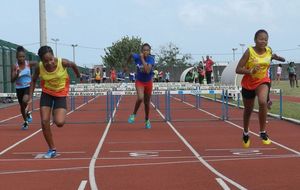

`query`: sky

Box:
[1,0,300,68]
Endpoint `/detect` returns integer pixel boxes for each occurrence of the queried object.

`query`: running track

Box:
[0,94,299,190]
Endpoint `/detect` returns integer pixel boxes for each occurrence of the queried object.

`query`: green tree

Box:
[156,42,191,70]
[155,43,192,81]
[102,36,143,71]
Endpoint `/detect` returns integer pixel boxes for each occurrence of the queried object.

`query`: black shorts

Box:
[241,83,270,99]
[40,92,67,110]
[16,87,30,104]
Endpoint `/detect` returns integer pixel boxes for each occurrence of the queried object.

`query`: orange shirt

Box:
[39,58,70,97]
[241,46,272,90]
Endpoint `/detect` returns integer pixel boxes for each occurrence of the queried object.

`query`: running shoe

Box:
[267,100,272,110]
[128,114,135,124]
[21,121,29,130]
[242,133,250,148]
[27,111,32,123]
[145,120,151,129]
[260,132,272,145]
[44,149,57,159]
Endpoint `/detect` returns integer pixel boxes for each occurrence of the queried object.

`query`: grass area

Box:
[202,80,300,120]
[271,80,300,97]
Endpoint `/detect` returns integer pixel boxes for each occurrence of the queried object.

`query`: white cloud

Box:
[54,5,68,18]
[177,0,284,29]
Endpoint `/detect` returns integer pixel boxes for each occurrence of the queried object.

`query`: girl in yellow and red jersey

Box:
[236,29,285,148]
[29,46,80,158]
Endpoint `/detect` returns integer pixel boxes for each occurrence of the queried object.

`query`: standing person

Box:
[197,63,205,84]
[267,57,285,110]
[287,62,296,88]
[127,43,155,129]
[110,67,117,83]
[236,29,284,148]
[29,46,80,158]
[293,62,299,87]
[202,55,214,84]
[275,64,282,85]
[153,69,159,82]
[165,70,170,82]
[11,46,36,130]
[102,68,107,83]
[94,68,101,84]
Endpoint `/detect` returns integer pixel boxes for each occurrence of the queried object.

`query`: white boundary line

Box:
[78,180,88,190]
[216,178,230,190]
[89,95,122,190]
[1,154,299,176]
[152,102,247,190]
[177,97,300,156]
[0,96,97,156]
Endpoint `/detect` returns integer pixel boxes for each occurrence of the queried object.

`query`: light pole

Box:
[239,43,245,54]
[71,44,78,63]
[39,0,47,46]
[51,38,59,56]
[232,48,238,61]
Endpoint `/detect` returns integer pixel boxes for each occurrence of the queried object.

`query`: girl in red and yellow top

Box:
[236,29,285,148]
[29,46,80,159]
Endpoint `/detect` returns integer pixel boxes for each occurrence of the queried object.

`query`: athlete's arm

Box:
[236,49,256,75]
[29,64,40,101]
[62,59,80,78]
[140,53,152,74]
[11,64,19,83]
[272,54,285,62]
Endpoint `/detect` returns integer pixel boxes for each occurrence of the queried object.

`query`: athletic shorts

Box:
[40,92,67,109]
[135,80,153,95]
[16,87,30,104]
[241,83,270,99]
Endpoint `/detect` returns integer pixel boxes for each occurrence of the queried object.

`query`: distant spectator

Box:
[110,67,116,83]
[158,71,164,82]
[275,64,282,85]
[288,62,296,88]
[165,70,170,82]
[202,55,214,84]
[102,68,107,83]
[153,69,159,82]
[95,67,101,84]
[197,64,205,84]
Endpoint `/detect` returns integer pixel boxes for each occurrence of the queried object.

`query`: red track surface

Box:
[0,94,299,190]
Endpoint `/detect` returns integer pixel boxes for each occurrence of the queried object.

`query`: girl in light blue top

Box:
[11,46,36,130]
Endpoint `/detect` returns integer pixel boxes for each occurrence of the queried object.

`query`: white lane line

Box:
[1,153,298,162]
[206,148,276,151]
[13,151,86,154]
[153,102,247,190]
[216,178,230,190]
[107,140,177,144]
[0,114,22,124]
[0,97,97,156]
[0,129,42,156]
[1,154,299,176]
[109,149,182,153]
[0,106,40,124]
[89,96,122,190]
[34,154,44,159]
[78,180,88,190]
[179,98,300,156]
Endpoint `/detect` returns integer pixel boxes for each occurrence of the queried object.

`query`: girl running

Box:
[236,29,285,148]
[11,46,36,130]
[127,43,155,129]
[29,46,80,158]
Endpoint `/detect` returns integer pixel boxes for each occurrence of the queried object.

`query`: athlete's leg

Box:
[256,84,269,132]
[133,83,144,115]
